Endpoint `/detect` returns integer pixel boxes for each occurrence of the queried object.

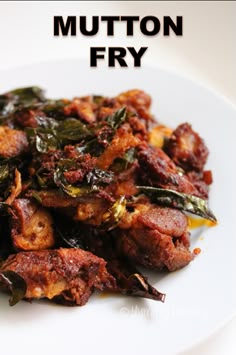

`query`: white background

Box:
[0,1,235,354]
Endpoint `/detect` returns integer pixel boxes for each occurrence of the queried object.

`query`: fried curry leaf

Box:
[54,217,86,249]
[36,99,68,118]
[61,184,94,198]
[27,118,92,153]
[124,273,166,302]
[112,147,137,172]
[101,196,126,231]
[9,86,45,106]
[57,118,91,143]
[35,132,59,153]
[106,258,165,302]
[76,138,102,156]
[86,168,114,187]
[106,107,127,129]
[53,162,114,198]
[29,108,127,154]
[0,94,16,117]
[0,270,27,306]
[138,186,217,222]
[0,164,9,183]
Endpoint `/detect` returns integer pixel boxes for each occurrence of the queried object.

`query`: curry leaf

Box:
[53,163,114,198]
[86,168,114,187]
[0,164,9,183]
[106,258,165,302]
[54,217,86,249]
[101,196,127,231]
[9,86,45,106]
[35,132,59,153]
[112,147,137,171]
[0,270,27,306]
[27,118,92,153]
[106,107,127,129]
[137,186,217,222]
[57,118,91,143]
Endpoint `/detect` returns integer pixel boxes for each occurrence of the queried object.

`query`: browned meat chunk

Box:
[0,126,28,158]
[74,196,111,225]
[97,89,153,122]
[116,89,153,121]
[0,248,117,305]
[64,96,96,123]
[13,109,45,128]
[164,123,209,172]
[96,124,139,170]
[138,145,203,197]
[116,203,193,271]
[11,199,55,251]
[186,170,213,199]
[105,165,139,198]
[27,190,80,208]
[128,115,148,141]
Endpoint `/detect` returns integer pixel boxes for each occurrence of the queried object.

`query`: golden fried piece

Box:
[74,196,110,225]
[0,248,117,305]
[149,125,173,149]
[96,124,139,170]
[0,126,28,158]
[64,96,96,123]
[117,89,152,120]
[11,199,55,251]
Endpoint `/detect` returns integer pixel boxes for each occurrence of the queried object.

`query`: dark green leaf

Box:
[106,258,165,302]
[0,94,16,116]
[26,126,59,153]
[112,147,137,171]
[86,168,114,187]
[54,216,85,249]
[53,165,92,197]
[0,270,27,306]
[36,99,67,118]
[31,191,43,204]
[106,107,127,129]
[76,138,104,156]
[137,186,217,222]
[0,164,9,183]
[35,131,59,153]
[53,163,113,198]
[0,87,45,122]
[27,118,92,153]
[9,86,45,105]
[92,95,104,104]
[57,118,91,143]
[35,115,58,129]
[101,196,127,231]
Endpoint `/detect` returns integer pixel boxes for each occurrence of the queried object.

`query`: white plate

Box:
[0,60,235,355]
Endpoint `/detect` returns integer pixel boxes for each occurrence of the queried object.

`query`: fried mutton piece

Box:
[138,145,208,198]
[0,126,28,158]
[11,199,55,251]
[116,202,193,271]
[164,123,209,172]
[0,248,117,306]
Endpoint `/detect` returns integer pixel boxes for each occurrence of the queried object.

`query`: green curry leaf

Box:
[137,186,217,222]
[106,107,127,130]
[0,270,27,306]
